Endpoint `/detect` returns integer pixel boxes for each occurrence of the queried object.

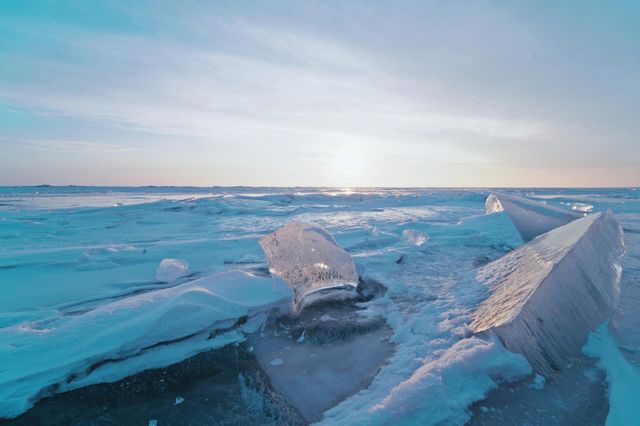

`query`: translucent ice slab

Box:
[259,222,359,312]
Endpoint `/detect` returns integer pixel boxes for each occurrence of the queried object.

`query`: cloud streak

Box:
[17,139,142,153]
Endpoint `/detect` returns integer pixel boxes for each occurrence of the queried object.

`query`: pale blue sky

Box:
[1,1,639,187]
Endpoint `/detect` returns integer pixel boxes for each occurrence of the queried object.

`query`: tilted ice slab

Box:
[471,211,624,376]
[486,192,582,241]
[0,270,292,419]
[259,222,359,312]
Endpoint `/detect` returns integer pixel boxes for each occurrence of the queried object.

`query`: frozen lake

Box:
[0,186,638,425]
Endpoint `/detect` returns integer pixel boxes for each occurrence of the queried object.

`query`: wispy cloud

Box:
[0,22,545,150]
[18,139,142,153]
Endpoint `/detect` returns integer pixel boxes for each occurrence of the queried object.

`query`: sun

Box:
[334,145,364,178]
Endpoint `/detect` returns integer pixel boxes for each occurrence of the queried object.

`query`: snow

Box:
[336,334,531,425]
[485,192,582,241]
[259,222,359,312]
[270,358,284,366]
[471,211,625,376]
[0,270,292,418]
[155,258,190,282]
[583,322,640,426]
[528,374,545,390]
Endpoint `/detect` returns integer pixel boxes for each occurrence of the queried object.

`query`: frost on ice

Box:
[485,192,582,241]
[0,270,292,419]
[471,211,625,376]
[259,222,359,312]
[155,258,190,283]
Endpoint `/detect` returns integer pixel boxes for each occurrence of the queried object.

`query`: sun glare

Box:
[334,145,364,178]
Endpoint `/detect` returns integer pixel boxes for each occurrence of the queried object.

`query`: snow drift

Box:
[485,192,582,241]
[471,211,625,376]
[0,270,292,419]
[368,334,531,425]
[259,222,359,312]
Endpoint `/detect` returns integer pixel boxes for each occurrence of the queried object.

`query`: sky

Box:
[1,1,639,187]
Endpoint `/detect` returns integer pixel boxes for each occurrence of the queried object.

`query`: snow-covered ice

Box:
[0,270,292,418]
[1,186,638,425]
[471,211,625,376]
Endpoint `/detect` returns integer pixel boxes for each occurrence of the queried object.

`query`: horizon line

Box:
[1,184,637,190]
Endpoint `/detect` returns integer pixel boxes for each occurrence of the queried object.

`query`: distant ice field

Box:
[0,187,638,424]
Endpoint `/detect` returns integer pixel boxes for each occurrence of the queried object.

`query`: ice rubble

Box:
[155,258,190,283]
[0,270,292,419]
[259,222,359,312]
[486,192,582,241]
[401,229,429,246]
[570,202,594,213]
[471,211,625,376]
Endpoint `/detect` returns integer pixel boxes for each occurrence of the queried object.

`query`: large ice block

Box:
[471,211,625,376]
[486,192,582,241]
[259,222,359,312]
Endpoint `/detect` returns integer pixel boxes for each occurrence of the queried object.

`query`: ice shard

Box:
[486,192,582,241]
[470,211,625,376]
[259,222,359,312]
